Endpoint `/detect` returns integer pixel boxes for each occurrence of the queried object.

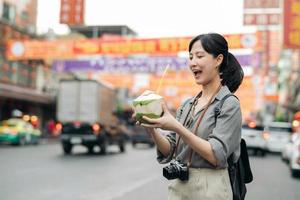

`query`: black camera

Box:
[163,160,189,181]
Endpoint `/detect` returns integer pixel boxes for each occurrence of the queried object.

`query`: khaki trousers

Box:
[168,168,232,200]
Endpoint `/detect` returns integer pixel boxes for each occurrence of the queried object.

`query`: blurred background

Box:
[0,0,300,200]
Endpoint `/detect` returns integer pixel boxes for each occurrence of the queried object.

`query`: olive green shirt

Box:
[157,86,242,169]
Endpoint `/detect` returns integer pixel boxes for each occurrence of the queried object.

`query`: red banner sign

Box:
[284,0,300,49]
[6,33,261,60]
[60,0,84,25]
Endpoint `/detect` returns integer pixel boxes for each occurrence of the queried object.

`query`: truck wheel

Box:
[87,146,94,154]
[119,142,125,153]
[100,142,107,154]
[291,169,300,178]
[132,141,136,147]
[62,143,72,154]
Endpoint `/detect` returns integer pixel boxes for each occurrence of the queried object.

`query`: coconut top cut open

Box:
[133,90,163,106]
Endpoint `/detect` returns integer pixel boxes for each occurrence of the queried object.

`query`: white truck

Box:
[57,79,126,154]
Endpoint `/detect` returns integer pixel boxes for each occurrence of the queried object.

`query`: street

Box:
[0,142,299,200]
[1,1,300,200]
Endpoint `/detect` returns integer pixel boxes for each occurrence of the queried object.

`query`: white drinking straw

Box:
[156,64,170,94]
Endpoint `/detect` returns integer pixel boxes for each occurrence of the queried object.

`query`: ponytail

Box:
[220,52,244,93]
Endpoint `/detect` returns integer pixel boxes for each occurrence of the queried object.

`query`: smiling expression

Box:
[188,40,223,86]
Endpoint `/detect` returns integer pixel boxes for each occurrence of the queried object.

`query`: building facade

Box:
[0,0,55,132]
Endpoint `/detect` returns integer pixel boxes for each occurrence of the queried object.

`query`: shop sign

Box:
[284,0,300,49]
[60,0,84,25]
[244,0,280,8]
[52,56,189,73]
[6,33,259,60]
[244,13,280,25]
[52,53,252,73]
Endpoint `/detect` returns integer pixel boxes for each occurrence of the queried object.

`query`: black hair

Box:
[188,33,244,93]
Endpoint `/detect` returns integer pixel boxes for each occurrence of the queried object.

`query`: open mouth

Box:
[193,69,203,77]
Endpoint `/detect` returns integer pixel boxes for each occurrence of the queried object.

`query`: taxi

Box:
[0,118,41,145]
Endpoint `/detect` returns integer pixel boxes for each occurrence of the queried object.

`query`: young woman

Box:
[138,33,244,200]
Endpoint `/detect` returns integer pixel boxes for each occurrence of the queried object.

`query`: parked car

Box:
[281,133,298,162]
[0,118,41,145]
[130,125,155,148]
[242,123,267,156]
[264,122,293,153]
[283,133,300,177]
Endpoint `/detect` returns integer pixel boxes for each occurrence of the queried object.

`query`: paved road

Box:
[0,142,168,200]
[247,153,300,200]
[0,142,299,200]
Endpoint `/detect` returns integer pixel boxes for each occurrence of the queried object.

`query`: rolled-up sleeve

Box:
[208,97,242,168]
[156,103,185,164]
[156,132,176,164]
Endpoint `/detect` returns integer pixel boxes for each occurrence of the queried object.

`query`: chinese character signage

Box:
[52,57,189,73]
[60,0,84,25]
[244,0,280,9]
[243,0,281,26]
[52,54,252,73]
[244,13,280,25]
[284,0,300,49]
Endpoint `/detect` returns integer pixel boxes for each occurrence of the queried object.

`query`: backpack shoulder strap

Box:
[214,94,239,121]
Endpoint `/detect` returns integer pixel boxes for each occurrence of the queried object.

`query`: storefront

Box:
[0,82,55,132]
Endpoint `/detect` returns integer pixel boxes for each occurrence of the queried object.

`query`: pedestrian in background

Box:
[46,119,56,137]
[136,33,244,200]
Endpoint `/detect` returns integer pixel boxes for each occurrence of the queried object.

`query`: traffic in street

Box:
[0,142,299,200]
[1,0,300,199]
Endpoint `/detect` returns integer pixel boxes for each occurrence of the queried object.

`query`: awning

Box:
[0,83,55,104]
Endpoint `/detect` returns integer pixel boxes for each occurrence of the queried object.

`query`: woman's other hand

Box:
[131,108,156,135]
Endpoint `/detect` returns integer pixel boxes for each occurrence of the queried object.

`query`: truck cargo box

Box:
[57,80,116,126]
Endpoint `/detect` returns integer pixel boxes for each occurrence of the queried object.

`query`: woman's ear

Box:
[216,54,224,67]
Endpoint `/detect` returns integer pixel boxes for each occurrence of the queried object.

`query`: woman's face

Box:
[188,40,223,86]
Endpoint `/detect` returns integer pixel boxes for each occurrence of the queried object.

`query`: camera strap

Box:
[174,84,222,167]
